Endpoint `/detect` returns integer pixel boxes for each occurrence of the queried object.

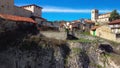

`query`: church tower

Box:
[0,0,14,14]
[91,9,99,22]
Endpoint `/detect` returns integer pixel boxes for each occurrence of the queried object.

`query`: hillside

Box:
[0,30,120,68]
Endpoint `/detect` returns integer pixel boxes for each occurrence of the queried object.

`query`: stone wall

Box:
[34,6,42,17]
[22,5,42,17]
[41,31,66,40]
[97,18,109,24]
[0,0,14,14]
[96,25,120,43]
[35,18,43,23]
[0,20,17,32]
[90,30,94,36]
[14,6,32,17]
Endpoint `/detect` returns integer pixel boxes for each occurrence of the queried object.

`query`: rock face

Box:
[0,37,120,68]
[0,46,66,68]
[66,42,90,68]
[67,42,120,68]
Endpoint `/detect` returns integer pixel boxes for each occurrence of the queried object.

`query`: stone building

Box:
[0,0,14,15]
[20,4,46,24]
[90,19,120,43]
[14,6,32,17]
[20,4,42,17]
[0,13,37,32]
[96,25,120,43]
[0,0,46,31]
[91,9,111,24]
[0,0,46,24]
[108,19,120,34]
[83,19,95,31]
[72,19,95,32]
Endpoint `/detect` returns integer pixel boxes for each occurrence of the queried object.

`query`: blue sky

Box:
[15,0,120,21]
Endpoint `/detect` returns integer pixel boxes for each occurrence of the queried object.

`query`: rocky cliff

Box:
[0,32,120,68]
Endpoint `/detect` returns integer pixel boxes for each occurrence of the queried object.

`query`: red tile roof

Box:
[31,16,47,21]
[91,26,100,31]
[84,20,94,24]
[0,13,36,24]
[99,12,111,16]
[72,20,81,23]
[60,22,65,27]
[108,19,120,25]
[72,24,78,28]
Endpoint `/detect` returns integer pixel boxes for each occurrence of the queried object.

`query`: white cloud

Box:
[43,8,91,13]
[42,6,120,13]
[42,6,91,13]
[15,4,120,13]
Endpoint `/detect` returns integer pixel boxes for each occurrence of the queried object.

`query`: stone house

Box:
[0,0,46,26]
[83,19,95,31]
[70,19,95,32]
[0,13,36,32]
[0,0,14,15]
[20,4,46,23]
[72,20,81,30]
[20,4,42,17]
[90,19,120,43]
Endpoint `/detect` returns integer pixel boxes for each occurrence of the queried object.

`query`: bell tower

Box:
[0,0,14,14]
[91,9,99,22]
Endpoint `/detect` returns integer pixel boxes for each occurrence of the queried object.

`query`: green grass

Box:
[79,38,92,43]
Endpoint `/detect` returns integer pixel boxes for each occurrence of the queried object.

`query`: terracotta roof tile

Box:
[72,24,78,28]
[31,16,47,21]
[108,19,120,25]
[99,12,111,16]
[84,20,94,24]
[0,13,36,24]
[72,20,81,23]
[91,26,100,31]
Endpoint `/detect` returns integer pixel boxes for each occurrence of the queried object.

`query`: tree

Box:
[109,10,120,21]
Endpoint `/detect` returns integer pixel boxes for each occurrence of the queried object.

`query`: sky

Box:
[15,0,120,21]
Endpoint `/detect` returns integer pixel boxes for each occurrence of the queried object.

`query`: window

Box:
[111,29,114,33]
[109,25,113,28]
[1,5,4,8]
[118,29,120,33]
[116,34,120,38]
[115,25,119,28]
[115,29,119,33]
